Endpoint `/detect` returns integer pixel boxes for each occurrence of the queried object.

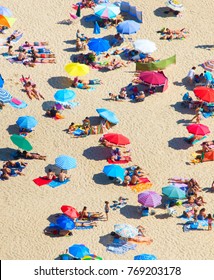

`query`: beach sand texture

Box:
[0,0,214,260]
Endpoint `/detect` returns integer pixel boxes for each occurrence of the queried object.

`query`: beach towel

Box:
[74,226,93,230]
[129,177,150,186]
[11,33,23,43]
[202,111,214,118]
[107,240,137,254]
[48,179,70,188]
[33,176,53,186]
[11,97,22,105]
[107,156,131,164]
[184,135,207,145]
[7,57,24,64]
[9,99,28,109]
[130,182,153,193]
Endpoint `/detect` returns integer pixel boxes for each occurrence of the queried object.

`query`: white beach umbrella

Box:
[165,0,184,12]
[133,39,157,54]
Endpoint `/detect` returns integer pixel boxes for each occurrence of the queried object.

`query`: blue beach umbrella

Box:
[55,155,77,170]
[103,164,125,181]
[134,254,157,260]
[16,116,38,129]
[56,215,75,230]
[162,185,186,199]
[54,89,76,102]
[0,88,12,103]
[88,38,111,55]
[93,21,100,34]
[84,15,100,22]
[116,20,140,35]
[96,108,119,124]
[0,6,12,17]
[68,244,90,259]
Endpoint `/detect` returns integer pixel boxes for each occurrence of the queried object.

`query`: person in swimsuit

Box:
[58,170,70,182]
[22,151,46,160]
[79,206,104,220]
[104,201,110,221]
[46,169,56,180]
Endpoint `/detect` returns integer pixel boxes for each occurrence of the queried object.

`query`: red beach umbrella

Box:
[103,133,130,145]
[139,71,167,86]
[186,124,210,136]
[194,87,214,103]
[61,205,80,219]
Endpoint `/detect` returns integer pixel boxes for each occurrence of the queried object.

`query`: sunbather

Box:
[201,141,214,152]
[75,221,97,227]
[18,49,27,61]
[46,106,59,117]
[3,161,27,169]
[135,91,145,102]
[6,30,22,45]
[58,170,70,182]
[23,41,48,47]
[31,54,56,63]
[7,45,15,56]
[111,148,125,162]
[2,166,25,178]
[79,206,104,220]
[68,122,76,134]
[22,151,46,160]
[30,47,55,58]
[24,81,44,100]
[46,169,56,180]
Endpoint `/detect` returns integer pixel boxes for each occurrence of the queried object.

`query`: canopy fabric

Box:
[61,205,80,219]
[0,6,12,17]
[139,71,168,86]
[114,224,138,238]
[138,191,162,208]
[94,3,120,19]
[93,21,100,34]
[55,155,77,170]
[116,20,140,35]
[103,133,130,145]
[16,116,38,129]
[134,254,157,260]
[0,88,12,103]
[162,185,186,199]
[133,39,157,54]
[54,89,76,102]
[82,254,103,260]
[88,38,111,55]
[56,214,75,230]
[202,60,214,72]
[10,134,33,151]
[186,124,210,136]
[136,55,176,71]
[68,244,90,259]
[64,63,89,76]
[103,164,125,181]
[165,0,184,11]
[0,15,16,27]
[96,108,119,124]
[193,87,214,103]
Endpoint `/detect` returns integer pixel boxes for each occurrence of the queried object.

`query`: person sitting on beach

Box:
[58,170,70,182]
[198,208,207,220]
[108,91,126,101]
[76,38,83,51]
[68,122,76,134]
[7,45,15,56]
[22,151,46,160]
[76,29,88,42]
[18,49,27,61]
[123,173,140,186]
[46,106,59,118]
[134,166,147,177]
[46,169,56,180]
[183,207,197,218]
[201,141,214,153]
[135,91,145,102]
[79,206,104,220]
[111,148,125,162]
[82,117,90,129]
[191,108,202,124]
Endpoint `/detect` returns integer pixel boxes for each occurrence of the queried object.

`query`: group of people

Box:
[187,67,213,87]
[0,160,27,180]
[123,165,147,186]
[46,169,70,182]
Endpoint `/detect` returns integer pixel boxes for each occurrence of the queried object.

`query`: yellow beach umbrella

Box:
[0,15,16,27]
[64,63,89,77]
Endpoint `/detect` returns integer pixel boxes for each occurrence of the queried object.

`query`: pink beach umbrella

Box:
[186,124,210,136]
[138,191,162,208]
[139,71,168,86]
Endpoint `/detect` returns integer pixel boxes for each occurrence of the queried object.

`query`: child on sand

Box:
[207,214,214,231]
[104,201,110,221]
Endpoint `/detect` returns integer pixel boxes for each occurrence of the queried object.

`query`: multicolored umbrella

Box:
[94,3,120,19]
[64,63,89,77]
[114,224,138,238]
[88,38,111,55]
[133,39,157,54]
[202,60,214,72]
[162,185,186,199]
[96,108,119,124]
[116,20,140,35]
[82,254,103,260]
[55,155,77,170]
[0,15,16,27]
[56,214,75,230]
[16,116,38,129]
[0,6,12,17]
[103,164,125,181]
[103,133,130,145]
[68,244,90,259]
[139,71,168,86]
[54,89,76,102]
[138,191,162,208]
[186,124,210,136]
[165,0,184,11]
[134,254,157,260]
[61,205,80,219]
[193,87,214,103]
[0,88,12,103]
[10,134,33,151]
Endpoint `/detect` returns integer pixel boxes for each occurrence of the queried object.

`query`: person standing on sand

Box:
[187,66,196,84]
[104,201,110,221]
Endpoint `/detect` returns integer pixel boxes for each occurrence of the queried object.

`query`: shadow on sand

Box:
[99,233,113,247]
[92,172,114,185]
[48,76,71,89]
[168,137,190,150]
[0,147,19,161]
[42,101,56,111]
[195,44,214,51]
[153,7,176,18]
[6,124,19,135]
[83,146,111,161]
[170,102,195,115]
[120,205,141,219]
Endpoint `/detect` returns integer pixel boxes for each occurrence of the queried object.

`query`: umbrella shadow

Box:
[92,172,113,185]
[176,119,191,125]
[63,47,77,53]
[99,233,113,247]
[170,102,195,115]
[195,44,214,51]
[119,205,141,219]
[173,78,193,91]
[80,15,96,29]
[89,116,102,126]
[44,164,62,175]
[47,213,62,224]
[57,19,72,25]
[64,39,76,45]
[47,76,71,89]
[0,147,19,161]
[83,146,111,161]
[153,7,176,18]
[154,213,171,219]
[6,124,19,135]
[168,137,191,150]
[41,101,56,111]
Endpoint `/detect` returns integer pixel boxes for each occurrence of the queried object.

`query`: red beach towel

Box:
[33,176,53,186]
[107,156,132,164]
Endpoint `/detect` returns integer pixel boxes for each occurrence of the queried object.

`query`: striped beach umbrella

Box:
[114,224,138,238]
[55,155,77,170]
[0,88,12,103]
[82,254,103,260]
[134,254,157,260]
[165,0,184,11]
[94,3,120,19]
[202,60,214,72]
[138,191,162,208]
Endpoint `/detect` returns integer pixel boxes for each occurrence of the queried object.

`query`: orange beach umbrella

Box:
[0,15,16,27]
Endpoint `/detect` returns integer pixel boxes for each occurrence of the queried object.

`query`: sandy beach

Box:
[1,0,214,260]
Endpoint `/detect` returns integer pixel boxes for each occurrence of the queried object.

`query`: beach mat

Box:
[74,226,93,230]
[33,176,52,186]
[130,182,153,193]
[129,177,150,186]
[48,179,70,188]
[9,99,27,109]
[107,156,131,164]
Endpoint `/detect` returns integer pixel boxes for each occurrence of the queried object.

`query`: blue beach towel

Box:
[48,179,70,188]
[9,100,27,109]
[75,226,93,230]
[202,111,214,118]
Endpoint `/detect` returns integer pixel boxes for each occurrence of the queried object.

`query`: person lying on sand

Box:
[23,41,48,47]
[31,54,56,64]
[24,81,44,100]
[123,174,140,186]
[201,141,214,152]
[30,47,55,58]
[111,148,125,162]
[79,206,104,220]
[3,161,27,168]
[22,151,46,160]
[188,194,206,206]
[67,122,76,134]
[109,89,127,101]
[1,166,25,179]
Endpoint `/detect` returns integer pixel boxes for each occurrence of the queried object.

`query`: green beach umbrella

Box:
[10,134,33,151]
[76,4,81,17]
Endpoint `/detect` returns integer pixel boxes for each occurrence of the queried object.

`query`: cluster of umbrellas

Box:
[0,6,16,28]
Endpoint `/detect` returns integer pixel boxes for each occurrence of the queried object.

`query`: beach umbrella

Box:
[186,124,210,136]
[134,254,157,260]
[82,254,103,260]
[193,87,214,103]
[162,185,186,199]
[0,15,16,27]
[59,253,73,260]
[139,71,167,86]
[88,38,111,55]
[0,6,12,17]
[133,39,157,54]
[165,0,184,11]
[116,20,140,35]
[61,205,80,219]
[16,116,38,129]
[56,215,75,230]
[10,134,33,151]
[103,164,125,181]
[202,60,214,72]
[64,63,89,77]
[94,3,120,19]
[0,74,4,88]
[54,89,76,102]
[76,4,81,17]
[55,155,77,170]
[96,108,119,124]
[93,21,100,34]
[114,224,138,238]
[138,191,162,208]
[68,244,90,259]
[103,133,130,145]
[0,88,12,103]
